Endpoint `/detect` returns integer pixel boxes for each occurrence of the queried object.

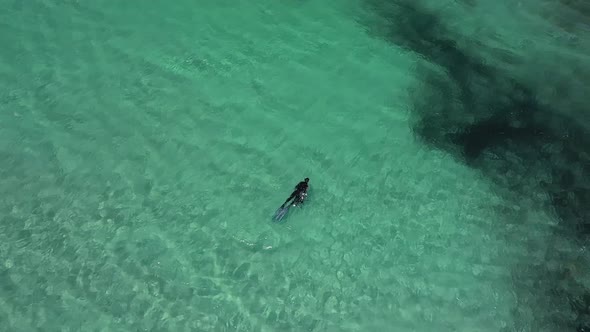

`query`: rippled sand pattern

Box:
[1,1,588,331]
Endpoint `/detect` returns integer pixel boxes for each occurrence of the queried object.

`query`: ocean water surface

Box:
[1,0,590,331]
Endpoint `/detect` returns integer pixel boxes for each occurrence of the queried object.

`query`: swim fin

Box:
[273,205,290,222]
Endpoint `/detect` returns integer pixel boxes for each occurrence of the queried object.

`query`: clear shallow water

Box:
[1,1,589,331]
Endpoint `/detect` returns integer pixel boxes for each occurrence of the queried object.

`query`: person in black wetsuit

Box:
[280,177,309,208]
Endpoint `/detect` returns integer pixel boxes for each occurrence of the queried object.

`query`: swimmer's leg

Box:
[281,191,297,208]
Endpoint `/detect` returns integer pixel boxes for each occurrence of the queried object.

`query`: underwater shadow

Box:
[362,0,590,330]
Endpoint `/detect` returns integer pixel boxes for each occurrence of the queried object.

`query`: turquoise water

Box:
[1,1,590,331]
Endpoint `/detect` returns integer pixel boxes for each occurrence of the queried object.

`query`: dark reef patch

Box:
[362,0,590,330]
[363,0,590,240]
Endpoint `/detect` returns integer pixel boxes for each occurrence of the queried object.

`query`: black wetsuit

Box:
[281,180,308,207]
